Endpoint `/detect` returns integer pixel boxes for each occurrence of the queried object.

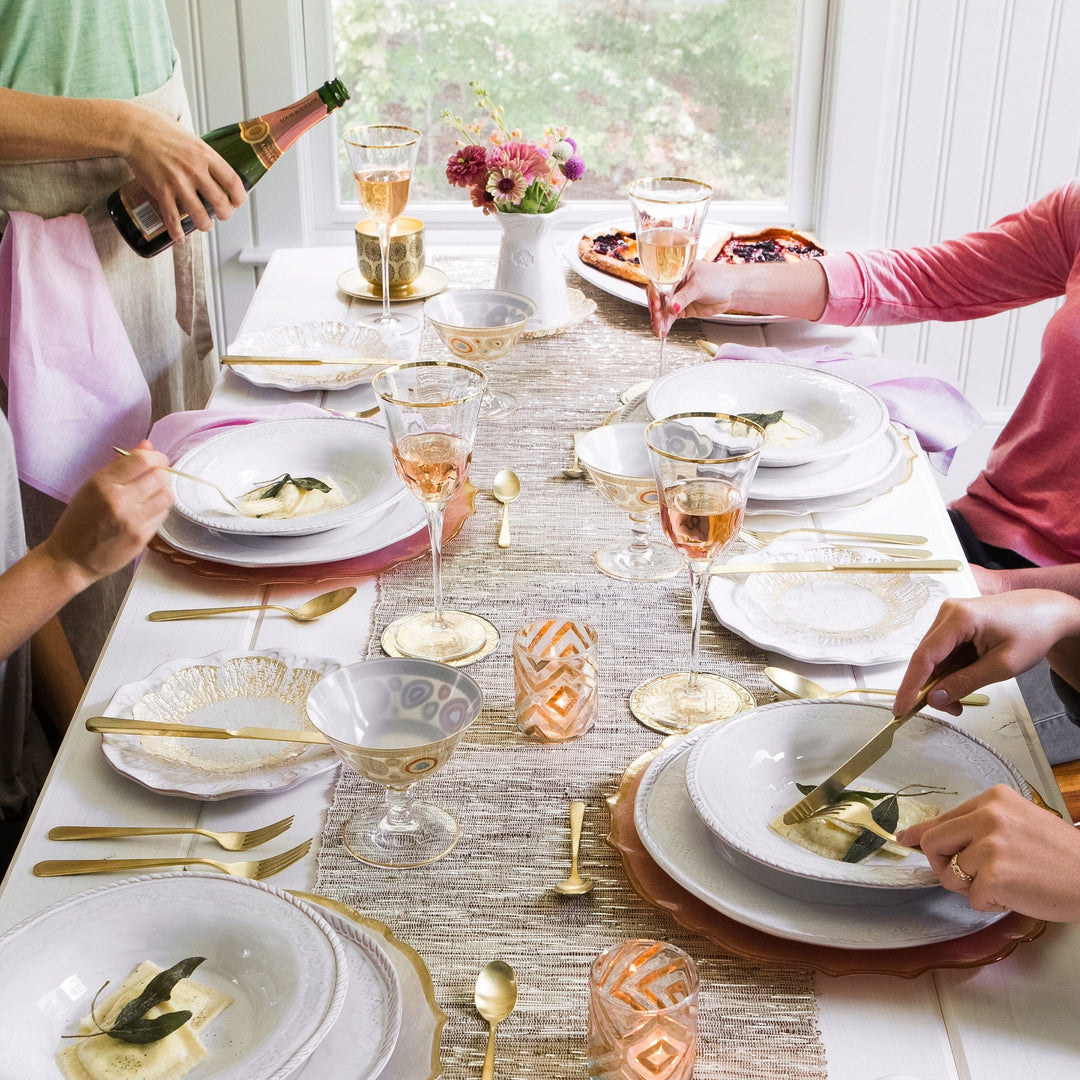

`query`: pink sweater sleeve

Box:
[820,182,1080,325]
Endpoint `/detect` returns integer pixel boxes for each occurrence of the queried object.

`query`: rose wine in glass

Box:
[632,413,765,735]
[344,126,421,337]
[373,361,494,663]
[626,177,712,392]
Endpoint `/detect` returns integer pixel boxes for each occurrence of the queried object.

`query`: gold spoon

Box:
[147,586,356,623]
[492,470,521,549]
[764,666,990,707]
[554,801,595,895]
[113,446,243,513]
[562,434,586,479]
[475,960,518,1080]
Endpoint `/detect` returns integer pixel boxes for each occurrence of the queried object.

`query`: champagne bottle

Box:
[108,78,350,258]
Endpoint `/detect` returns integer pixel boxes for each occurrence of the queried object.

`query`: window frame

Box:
[295,0,829,246]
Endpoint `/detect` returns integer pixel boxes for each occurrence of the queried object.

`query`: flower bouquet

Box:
[442,82,585,214]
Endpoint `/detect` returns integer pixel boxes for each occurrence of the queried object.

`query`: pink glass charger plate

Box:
[149,482,477,586]
[606,743,1046,978]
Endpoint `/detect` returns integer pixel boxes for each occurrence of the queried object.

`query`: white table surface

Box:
[2,246,1077,1080]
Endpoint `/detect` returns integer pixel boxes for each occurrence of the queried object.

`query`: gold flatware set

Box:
[47,815,295,851]
[712,558,962,576]
[85,717,329,743]
[147,586,355,623]
[554,801,595,896]
[113,445,244,513]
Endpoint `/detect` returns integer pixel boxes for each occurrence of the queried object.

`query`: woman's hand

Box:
[896,785,1080,922]
[647,260,739,337]
[121,103,247,243]
[892,591,1080,716]
[42,441,174,587]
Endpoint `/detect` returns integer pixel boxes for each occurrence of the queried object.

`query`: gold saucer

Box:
[380,612,500,666]
[629,673,755,735]
[337,265,449,303]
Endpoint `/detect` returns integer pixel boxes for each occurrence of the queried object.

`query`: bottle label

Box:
[240,118,281,169]
[119,182,169,241]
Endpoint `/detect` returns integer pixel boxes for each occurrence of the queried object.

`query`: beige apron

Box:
[0,62,217,675]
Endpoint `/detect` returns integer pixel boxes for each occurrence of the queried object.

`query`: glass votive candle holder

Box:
[513,618,598,742]
[588,940,700,1080]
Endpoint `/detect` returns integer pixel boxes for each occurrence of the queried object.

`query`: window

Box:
[302,0,826,237]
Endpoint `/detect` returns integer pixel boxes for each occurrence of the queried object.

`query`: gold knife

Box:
[712,559,962,575]
[780,643,979,825]
[85,717,328,744]
[220,354,390,366]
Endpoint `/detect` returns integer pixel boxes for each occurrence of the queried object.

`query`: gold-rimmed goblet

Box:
[630,413,765,735]
[344,124,422,336]
[575,423,682,581]
[626,176,712,388]
[373,360,496,662]
[305,657,483,867]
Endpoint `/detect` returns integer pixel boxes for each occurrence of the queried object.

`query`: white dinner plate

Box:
[710,541,949,665]
[171,418,405,537]
[99,650,341,800]
[0,873,349,1080]
[634,728,1009,949]
[291,905,402,1080]
[157,486,426,569]
[564,218,790,324]
[646,359,890,467]
[226,320,412,392]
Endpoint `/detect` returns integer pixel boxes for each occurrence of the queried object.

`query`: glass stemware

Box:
[305,657,484,867]
[373,361,495,662]
[626,176,713,386]
[631,413,765,735]
[344,124,422,336]
[575,423,682,582]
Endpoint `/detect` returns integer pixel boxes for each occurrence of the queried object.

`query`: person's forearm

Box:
[0,545,93,662]
[0,88,138,162]
[31,616,85,738]
[988,564,1080,599]
[728,259,829,321]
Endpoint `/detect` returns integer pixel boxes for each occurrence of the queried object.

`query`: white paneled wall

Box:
[169,0,1080,497]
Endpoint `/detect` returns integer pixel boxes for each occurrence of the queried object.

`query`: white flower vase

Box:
[493,209,571,332]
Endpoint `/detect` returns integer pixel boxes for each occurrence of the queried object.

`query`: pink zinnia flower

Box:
[446,145,489,188]
[486,167,528,204]
[469,183,497,214]
[488,140,548,182]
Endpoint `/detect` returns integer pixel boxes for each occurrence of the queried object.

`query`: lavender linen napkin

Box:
[710,343,983,472]
[0,211,150,500]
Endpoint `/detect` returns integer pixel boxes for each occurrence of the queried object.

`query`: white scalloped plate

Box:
[709,541,949,665]
[0,873,349,1080]
[99,649,341,800]
[634,727,1011,948]
[226,320,411,392]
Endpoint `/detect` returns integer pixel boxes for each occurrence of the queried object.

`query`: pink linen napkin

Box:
[709,343,984,472]
[0,211,151,501]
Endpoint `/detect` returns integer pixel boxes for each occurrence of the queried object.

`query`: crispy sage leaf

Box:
[110,956,205,1034]
[737,410,784,429]
[289,475,332,493]
[842,794,900,863]
[107,1010,194,1044]
[257,473,332,499]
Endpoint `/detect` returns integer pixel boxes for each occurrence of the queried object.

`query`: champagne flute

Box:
[631,413,765,735]
[373,361,496,662]
[626,176,713,389]
[344,125,422,336]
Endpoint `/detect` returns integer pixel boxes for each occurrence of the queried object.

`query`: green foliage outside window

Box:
[332,0,799,204]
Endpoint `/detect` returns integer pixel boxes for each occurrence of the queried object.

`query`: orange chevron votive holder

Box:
[513,618,599,742]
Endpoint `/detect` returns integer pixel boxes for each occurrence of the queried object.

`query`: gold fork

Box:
[32,837,311,879]
[805,800,906,846]
[742,527,928,548]
[47,816,293,852]
[113,446,244,513]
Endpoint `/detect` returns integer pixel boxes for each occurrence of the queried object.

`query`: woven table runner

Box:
[316,257,828,1079]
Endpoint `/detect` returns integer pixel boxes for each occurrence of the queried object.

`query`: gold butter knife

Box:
[712,559,962,575]
[85,717,328,744]
[221,354,389,366]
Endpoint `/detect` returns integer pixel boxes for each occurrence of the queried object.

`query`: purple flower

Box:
[560,155,586,182]
[564,136,577,150]
[446,145,489,188]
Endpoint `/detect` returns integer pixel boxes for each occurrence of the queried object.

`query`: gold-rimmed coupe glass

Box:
[344,124,422,336]
[626,176,713,385]
[631,413,765,734]
[373,361,494,662]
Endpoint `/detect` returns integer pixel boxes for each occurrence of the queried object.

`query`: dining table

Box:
[2,241,1079,1080]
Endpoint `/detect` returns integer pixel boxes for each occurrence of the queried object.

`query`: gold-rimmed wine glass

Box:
[630,413,765,735]
[373,360,497,662]
[626,176,713,389]
[344,124,422,336]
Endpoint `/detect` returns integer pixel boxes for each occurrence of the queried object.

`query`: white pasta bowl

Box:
[646,359,889,467]
[0,873,351,1080]
[683,700,1031,905]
